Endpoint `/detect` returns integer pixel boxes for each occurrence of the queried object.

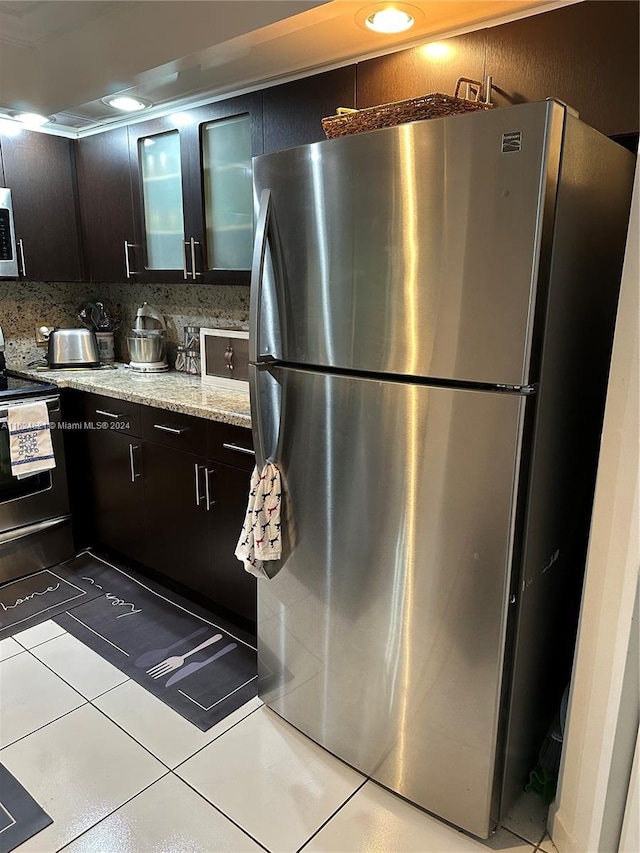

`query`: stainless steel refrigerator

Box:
[248,100,635,838]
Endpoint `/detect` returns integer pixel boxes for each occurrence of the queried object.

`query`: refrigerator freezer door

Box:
[253,100,564,387]
[257,367,527,838]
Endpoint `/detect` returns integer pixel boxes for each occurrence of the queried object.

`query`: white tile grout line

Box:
[53,770,174,853]
[170,770,271,853]
[9,627,68,652]
[295,779,368,853]
[3,637,263,772]
[49,702,269,852]
[169,702,264,773]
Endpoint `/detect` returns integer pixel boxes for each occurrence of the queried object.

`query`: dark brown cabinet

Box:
[0,127,83,281]
[142,440,210,585]
[140,405,210,587]
[127,92,263,285]
[354,1,638,139]
[82,392,255,622]
[263,67,356,154]
[127,114,192,285]
[206,420,255,622]
[355,32,486,109]
[83,393,146,563]
[75,126,136,283]
[185,93,263,285]
[484,0,639,137]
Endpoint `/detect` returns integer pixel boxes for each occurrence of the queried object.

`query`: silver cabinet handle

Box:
[189,236,201,280]
[222,442,255,456]
[17,238,26,277]
[96,409,124,419]
[123,241,136,278]
[153,424,188,435]
[183,240,189,280]
[194,463,205,506]
[205,467,215,511]
[129,444,141,483]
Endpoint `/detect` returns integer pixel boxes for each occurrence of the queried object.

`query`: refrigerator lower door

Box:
[256,366,527,838]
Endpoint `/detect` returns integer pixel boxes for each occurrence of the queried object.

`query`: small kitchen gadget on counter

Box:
[127,302,168,373]
[47,328,101,369]
[200,328,248,389]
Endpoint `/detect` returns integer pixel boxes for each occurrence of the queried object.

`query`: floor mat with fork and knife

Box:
[52,551,257,731]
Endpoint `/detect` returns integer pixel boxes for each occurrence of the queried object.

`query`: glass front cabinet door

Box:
[188,93,263,285]
[128,93,263,285]
[139,130,185,272]
[202,114,253,273]
[129,115,192,284]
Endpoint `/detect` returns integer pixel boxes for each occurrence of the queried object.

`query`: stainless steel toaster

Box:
[47,328,101,368]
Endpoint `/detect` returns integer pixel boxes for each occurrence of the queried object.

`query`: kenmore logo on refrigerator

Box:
[502,131,522,153]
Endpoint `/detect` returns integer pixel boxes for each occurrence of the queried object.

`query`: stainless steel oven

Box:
[0,387,74,582]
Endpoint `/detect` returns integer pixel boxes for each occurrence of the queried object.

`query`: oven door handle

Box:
[0,396,60,422]
[0,514,71,546]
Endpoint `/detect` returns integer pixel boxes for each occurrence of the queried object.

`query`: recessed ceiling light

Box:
[355,4,422,35]
[14,112,54,126]
[102,95,152,113]
[365,7,414,33]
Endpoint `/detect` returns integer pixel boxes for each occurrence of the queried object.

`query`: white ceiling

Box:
[0,0,578,135]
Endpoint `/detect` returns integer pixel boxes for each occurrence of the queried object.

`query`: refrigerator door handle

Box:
[249,363,267,470]
[249,188,285,365]
[249,189,272,365]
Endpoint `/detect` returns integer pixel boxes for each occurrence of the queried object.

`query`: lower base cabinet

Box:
[86,426,147,565]
[143,441,210,585]
[83,393,256,623]
[205,461,257,622]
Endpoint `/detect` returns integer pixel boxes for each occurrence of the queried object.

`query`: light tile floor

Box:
[0,620,558,853]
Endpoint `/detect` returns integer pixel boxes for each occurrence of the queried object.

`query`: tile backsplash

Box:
[0,280,250,368]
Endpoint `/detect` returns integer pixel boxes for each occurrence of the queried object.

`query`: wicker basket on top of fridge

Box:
[321,76,494,139]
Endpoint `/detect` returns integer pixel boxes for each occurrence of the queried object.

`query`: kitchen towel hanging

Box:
[7,401,55,477]
[235,462,282,579]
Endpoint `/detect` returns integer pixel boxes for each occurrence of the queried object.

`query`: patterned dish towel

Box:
[7,401,55,478]
[235,462,282,579]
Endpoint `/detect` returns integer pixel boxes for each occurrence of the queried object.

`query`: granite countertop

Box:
[11,363,252,429]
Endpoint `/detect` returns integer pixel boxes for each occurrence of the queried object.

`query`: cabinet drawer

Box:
[142,406,207,454]
[84,393,141,437]
[208,420,255,471]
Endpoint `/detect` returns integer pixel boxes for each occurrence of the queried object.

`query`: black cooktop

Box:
[0,372,57,401]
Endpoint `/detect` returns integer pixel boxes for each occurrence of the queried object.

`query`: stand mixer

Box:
[127,303,168,373]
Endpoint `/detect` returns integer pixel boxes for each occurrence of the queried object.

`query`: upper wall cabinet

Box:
[0,128,83,281]
[127,114,189,285]
[76,126,136,283]
[263,67,356,154]
[128,92,263,285]
[484,0,639,138]
[356,32,486,109]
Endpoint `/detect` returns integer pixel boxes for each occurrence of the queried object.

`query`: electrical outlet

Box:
[35,325,54,346]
